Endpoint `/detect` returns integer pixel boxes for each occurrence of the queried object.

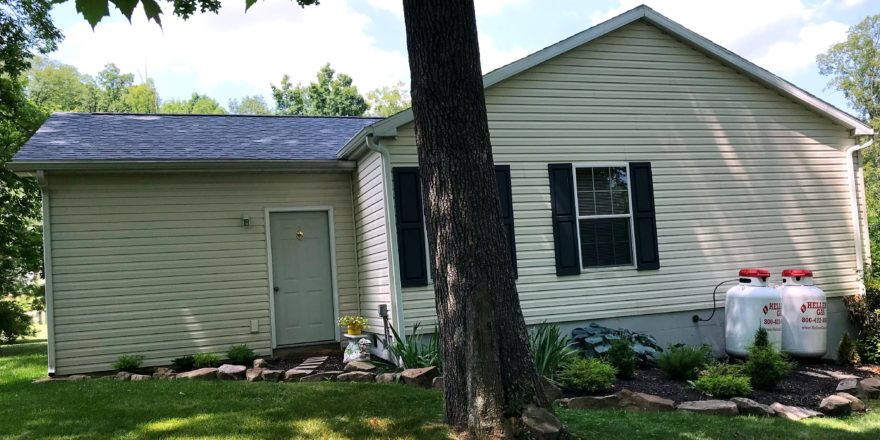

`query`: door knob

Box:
[273,286,279,293]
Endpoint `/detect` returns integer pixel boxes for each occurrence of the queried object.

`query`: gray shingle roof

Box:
[11,113,382,162]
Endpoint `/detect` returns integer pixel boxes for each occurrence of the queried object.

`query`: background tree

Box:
[818,13,880,277]
[95,63,134,112]
[228,95,271,115]
[124,79,160,113]
[271,64,368,116]
[26,58,97,111]
[0,0,62,78]
[367,81,411,117]
[160,92,227,114]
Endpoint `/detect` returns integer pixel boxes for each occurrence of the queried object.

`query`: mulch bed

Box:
[564,361,880,407]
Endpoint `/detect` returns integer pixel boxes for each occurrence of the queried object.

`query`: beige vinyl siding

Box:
[855,151,872,268]
[383,21,863,328]
[353,151,392,330]
[47,172,357,375]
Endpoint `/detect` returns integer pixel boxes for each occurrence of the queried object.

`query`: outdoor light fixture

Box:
[241,214,250,227]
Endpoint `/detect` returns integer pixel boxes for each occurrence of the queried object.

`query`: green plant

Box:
[694,363,752,398]
[171,355,195,371]
[844,282,880,364]
[0,300,34,344]
[838,332,861,366]
[744,329,794,390]
[570,323,662,364]
[113,354,144,372]
[193,352,221,368]
[338,315,368,329]
[530,322,578,378]
[389,323,441,371]
[558,358,617,393]
[226,344,256,366]
[656,344,712,381]
[606,339,636,379]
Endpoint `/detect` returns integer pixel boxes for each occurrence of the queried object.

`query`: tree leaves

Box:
[75,0,110,28]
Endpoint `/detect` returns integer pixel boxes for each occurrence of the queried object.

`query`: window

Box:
[574,165,634,268]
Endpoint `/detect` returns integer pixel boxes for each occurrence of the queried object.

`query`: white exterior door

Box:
[270,211,335,346]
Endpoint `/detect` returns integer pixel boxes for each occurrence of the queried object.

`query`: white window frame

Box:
[572,162,638,271]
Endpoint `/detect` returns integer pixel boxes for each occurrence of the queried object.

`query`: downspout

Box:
[365,133,407,343]
[846,139,872,294]
[36,171,56,376]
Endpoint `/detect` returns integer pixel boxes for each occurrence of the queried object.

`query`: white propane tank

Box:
[725,268,783,357]
[778,269,827,357]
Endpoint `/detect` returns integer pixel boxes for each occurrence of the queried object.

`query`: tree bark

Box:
[401,0,549,437]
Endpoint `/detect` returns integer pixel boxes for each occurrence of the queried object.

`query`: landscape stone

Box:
[837,378,858,393]
[400,366,439,388]
[730,397,775,417]
[217,364,247,380]
[770,402,823,421]
[819,392,866,416]
[540,376,561,403]
[432,376,444,390]
[617,389,675,412]
[68,375,90,381]
[176,367,218,380]
[343,361,376,372]
[245,368,264,382]
[375,373,399,383]
[299,371,342,382]
[32,377,53,384]
[129,374,151,381]
[337,371,376,382]
[857,377,880,399]
[283,369,312,382]
[822,370,860,380]
[677,400,738,416]
[521,404,562,440]
[558,394,621,410]
[261,369,283,382]
[253,358,268,369]
[115,371,132,381]
[153,367,176,380]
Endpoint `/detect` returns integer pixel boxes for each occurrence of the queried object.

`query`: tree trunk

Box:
[401,0,549,437]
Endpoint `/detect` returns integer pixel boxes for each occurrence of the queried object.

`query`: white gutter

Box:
[365,133,407,340]
[846,139,872,292]
[36,171,56,376]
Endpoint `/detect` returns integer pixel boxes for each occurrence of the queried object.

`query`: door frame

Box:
[264,206,340,349]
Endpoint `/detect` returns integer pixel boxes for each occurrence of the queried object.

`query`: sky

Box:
[48,0,877,114]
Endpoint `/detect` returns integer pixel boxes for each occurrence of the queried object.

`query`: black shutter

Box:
[548,163,580,276]
[495,165,518,278]
[629,162,660,270]
[392,167,428,286]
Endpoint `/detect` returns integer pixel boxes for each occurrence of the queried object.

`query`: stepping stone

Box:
[730,398,775,417]
[798,371,831,379]
[677,400,738,416]
[283,369,313,381]
[822,370,860,380]
[770,403,823,421]
[837,378,858,393]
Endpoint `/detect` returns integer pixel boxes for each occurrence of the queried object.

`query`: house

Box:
[9,5,873,375]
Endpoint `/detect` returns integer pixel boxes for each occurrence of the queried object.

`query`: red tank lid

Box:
[739,268,771,277]
[782,269,813,277]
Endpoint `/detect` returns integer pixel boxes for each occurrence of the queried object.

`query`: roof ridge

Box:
[54,112,384,120]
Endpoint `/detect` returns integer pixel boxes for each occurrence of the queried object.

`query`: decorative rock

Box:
[337,371,376,382]
[617,389,675,412]
[343,361,377,372]
[770,403,823,421]
[153,367,176,380]
[558,394,621,410]
[253,358,268,369]
[130,374,151,381]
[283,369,312,382]
[677,400,738,416]
[115,371,132,381]
[837,378,859,393]
[375,373,399,383]
[299,371,342,382]
[819,392,866,416]
[261,369,283,382]
[857,377,880,399]
[217,364,247,381]
[400,366,439,388]
[246,368,264,382]
[521,404,562,440]
[539,376,561,403]
[730,397,775,417]
[68,375,90,381]
[176,367,218,380]
[432,376,444,390]
[823,370,860,380]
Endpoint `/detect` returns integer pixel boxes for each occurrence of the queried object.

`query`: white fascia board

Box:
[7,159,357,173]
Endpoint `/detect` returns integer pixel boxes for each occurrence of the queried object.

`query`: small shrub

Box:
[388,323,441,371]
[744,329,794,391]
[558,358,617,393]
[657,344,712,381]
[171,355,196,371]
[0,300,34,344]
[113,354,144,372]
[844,282,880,364]
[694,363,752,398]
[226,344,256,366]
[606,339,636,379]
[570,323,662,364]
[838,332,861,366]
[193,352,221,368]
[530,322,578,378]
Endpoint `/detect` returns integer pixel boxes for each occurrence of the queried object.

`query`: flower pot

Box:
[347,325,362,336]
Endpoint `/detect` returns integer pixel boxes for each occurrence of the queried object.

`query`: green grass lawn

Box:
[1,342,879,439]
